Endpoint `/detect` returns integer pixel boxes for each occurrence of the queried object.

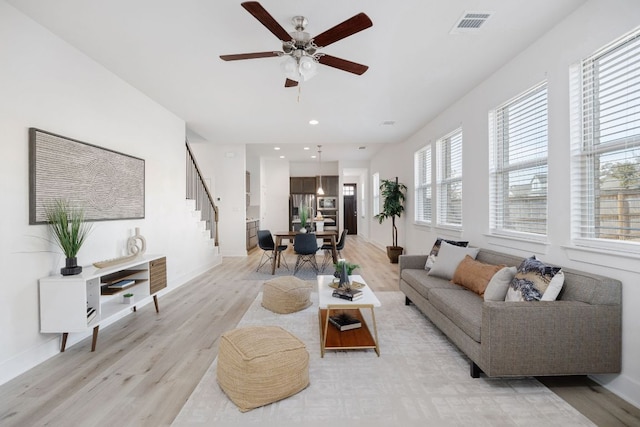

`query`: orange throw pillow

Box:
[451,255,505,296]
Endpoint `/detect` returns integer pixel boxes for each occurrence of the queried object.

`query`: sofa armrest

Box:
[399,254,429,271]
[480,301,621,377]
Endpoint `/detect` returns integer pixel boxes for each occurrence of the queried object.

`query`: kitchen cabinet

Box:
[246,219,259,250]
[290,177,317,194]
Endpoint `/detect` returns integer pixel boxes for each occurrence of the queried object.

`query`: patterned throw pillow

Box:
[424,238,469,270]
[506,256,565,302]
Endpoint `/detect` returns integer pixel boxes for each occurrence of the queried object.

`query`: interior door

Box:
[343,184,358,235]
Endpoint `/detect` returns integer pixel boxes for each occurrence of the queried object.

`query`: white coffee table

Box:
[317,274,381,357]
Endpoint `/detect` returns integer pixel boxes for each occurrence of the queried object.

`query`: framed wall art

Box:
[29,128,145,224]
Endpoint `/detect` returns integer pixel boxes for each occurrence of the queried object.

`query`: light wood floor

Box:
[0,235,638,426]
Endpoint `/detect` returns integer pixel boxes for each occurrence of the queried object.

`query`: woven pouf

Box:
[217,326,309,412]
[262,276,313,314]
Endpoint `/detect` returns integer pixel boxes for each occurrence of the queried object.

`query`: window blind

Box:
[490,83,548,235]
[437,129,463,226]
[414,144,432,223]
[577,29,640,243]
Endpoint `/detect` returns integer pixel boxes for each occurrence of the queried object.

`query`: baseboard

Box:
[590,373,640,409]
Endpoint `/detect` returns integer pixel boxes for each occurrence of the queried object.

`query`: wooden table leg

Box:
[272,236,281,275]
[91,325,99,352]
[153,294,160,312]
[60,332,68,352]
[330,235,338,264]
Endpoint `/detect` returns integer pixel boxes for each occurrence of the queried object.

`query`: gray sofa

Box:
[399,248,622,378]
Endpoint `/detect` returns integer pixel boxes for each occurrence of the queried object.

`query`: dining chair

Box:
[293,233,319,275]
[321,229,348,271]
[256,230,289,272]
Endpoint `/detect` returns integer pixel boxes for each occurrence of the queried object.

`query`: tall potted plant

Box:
[44,199,93,275]
[374,177,407,263]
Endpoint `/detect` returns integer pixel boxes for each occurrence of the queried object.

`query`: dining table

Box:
[271,230,339,275]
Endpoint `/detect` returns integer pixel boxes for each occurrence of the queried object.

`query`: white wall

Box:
[260,157,290,232]
[368,0,640,407]
[0,2,219,385]
[290,161,339,177]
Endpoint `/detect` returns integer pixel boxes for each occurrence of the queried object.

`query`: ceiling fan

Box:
[220,1,373,87]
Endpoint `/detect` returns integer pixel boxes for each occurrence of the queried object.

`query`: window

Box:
[414,144,432,223]
[372,172,380,217]
[436,129,463,227]
[489,83,548,236]
[575,29,640,244]
[343,185,355,196]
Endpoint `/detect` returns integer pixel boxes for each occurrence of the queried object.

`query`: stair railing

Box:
[186,141,219,246]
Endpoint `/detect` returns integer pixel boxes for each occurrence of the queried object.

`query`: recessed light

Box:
[279,155,285,159]
[309,119,319,125]
[311,155,317,159]
[274,147,281,150]
[304,147,310,150]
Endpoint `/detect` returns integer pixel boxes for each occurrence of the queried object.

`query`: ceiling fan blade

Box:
[220,51,280,61]
[312,12,373,48]
[241,1,292,42]
[285,78,299,88]
[318,55,369,75]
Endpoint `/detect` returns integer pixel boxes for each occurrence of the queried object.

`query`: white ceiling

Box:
[8,0,585,162]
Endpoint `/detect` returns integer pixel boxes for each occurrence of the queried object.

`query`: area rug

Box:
[172,292,594,427]
[242,254,331,281]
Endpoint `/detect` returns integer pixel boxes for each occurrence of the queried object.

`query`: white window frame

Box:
[436,128,463,228]
[573,28,640,252]
[489,82,549,238]
[372,172,380,217]
[414,144,432,225]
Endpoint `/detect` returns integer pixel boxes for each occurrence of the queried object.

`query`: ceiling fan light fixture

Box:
[299,55,318,80]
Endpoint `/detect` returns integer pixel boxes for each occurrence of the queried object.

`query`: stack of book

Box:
[108,279,135,290]
[328,312,362,331]
[331,287,363,301]
[87,306,97,323]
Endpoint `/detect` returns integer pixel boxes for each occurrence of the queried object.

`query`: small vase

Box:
[299,227,307,233]
[61,257,82,276]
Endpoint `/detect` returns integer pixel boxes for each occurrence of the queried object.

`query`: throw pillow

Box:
[506,256,565,302]
[484,266,517,301]
[424,238,469,269]
[451,256,506,296]
[427,241,479,280]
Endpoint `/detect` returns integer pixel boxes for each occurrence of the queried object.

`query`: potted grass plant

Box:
[299,202,309,233]
[44,199,93,275]
[374,177,407,263]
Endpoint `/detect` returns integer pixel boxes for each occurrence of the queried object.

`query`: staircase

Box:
[186,141,219,246]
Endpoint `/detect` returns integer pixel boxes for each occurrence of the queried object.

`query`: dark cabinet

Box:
[246,220,259,250]
[320,176,339,196]
[290,177,317,194]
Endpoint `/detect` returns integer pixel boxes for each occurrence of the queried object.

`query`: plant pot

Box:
[299,227,307,233]
[386,246,404,264]
[122,295,134,304]
[61,257,82,276]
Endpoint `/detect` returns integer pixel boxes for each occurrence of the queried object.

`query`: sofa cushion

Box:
[425,238,469,269]
[429,288,483,343]
[401,268,465,301]
[484,266,517,301]
[451,255,505,297]
[506,256,565,302]
[427,241,480,280]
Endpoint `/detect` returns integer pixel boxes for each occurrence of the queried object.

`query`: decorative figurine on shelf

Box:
[127,227,146,255]
[338,261,350,288]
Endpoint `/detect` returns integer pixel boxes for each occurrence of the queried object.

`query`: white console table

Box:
[39,254,167,352]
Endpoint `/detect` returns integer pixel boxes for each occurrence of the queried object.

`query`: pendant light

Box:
[317,145,325,195]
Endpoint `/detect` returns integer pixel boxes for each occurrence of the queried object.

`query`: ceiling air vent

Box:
[451,12,492,33]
